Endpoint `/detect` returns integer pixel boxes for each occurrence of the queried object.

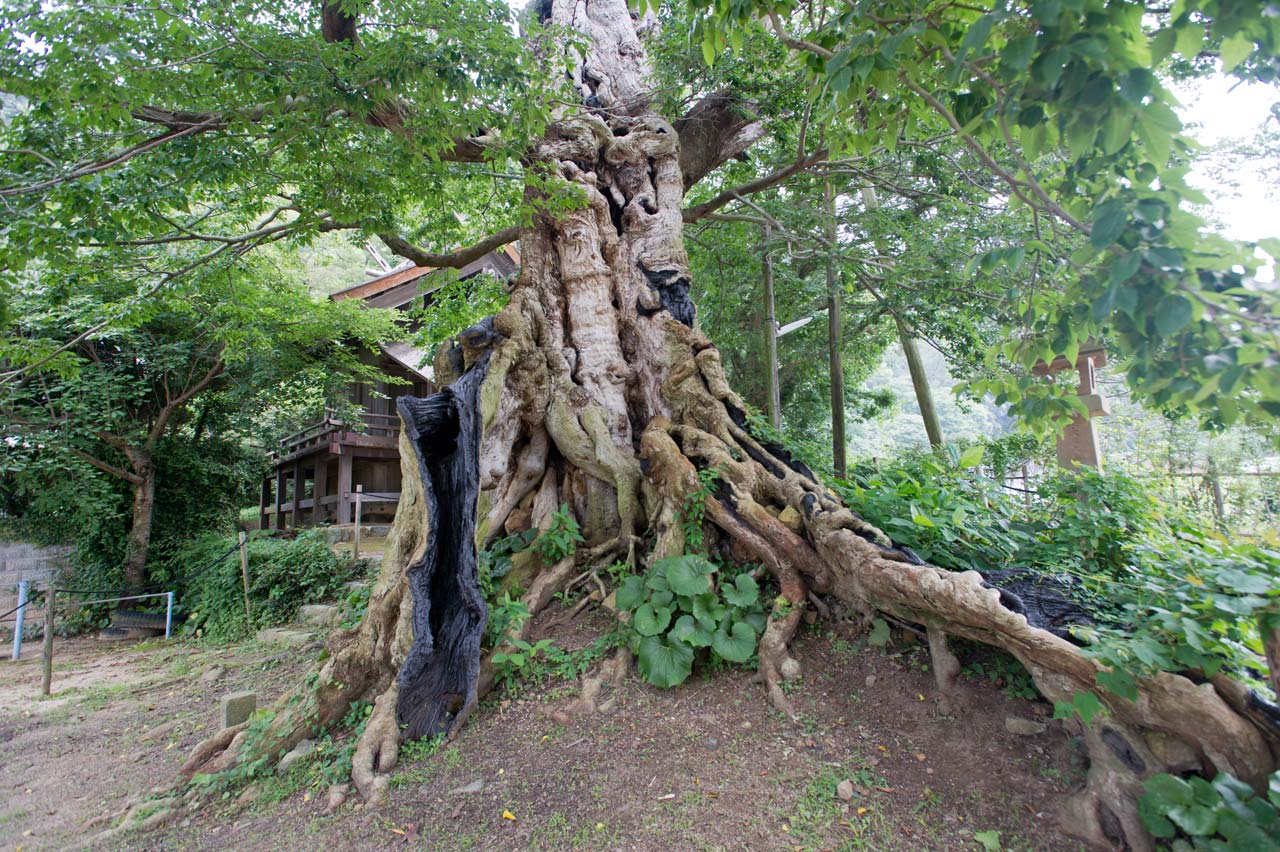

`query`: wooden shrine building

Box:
[258,247,519,530]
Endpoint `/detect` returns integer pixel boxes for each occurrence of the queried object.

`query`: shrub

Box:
[174,530,364,640]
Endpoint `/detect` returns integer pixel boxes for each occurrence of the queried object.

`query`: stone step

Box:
[255,627,316,648]
[299,604,341,628]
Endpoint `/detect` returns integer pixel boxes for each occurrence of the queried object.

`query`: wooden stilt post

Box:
[238,531,252,629]
[41,588,55,696]
[354,485,363,558]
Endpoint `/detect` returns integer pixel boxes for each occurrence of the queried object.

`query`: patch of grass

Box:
[0,808,30,827]
[786,763,891,852]
[78,682,131,711]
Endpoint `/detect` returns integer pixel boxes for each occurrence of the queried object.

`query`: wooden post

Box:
[238,531,252,628]
[313,461,329,525]
[41,588,55,696]
[354,485,363,558]
[274,467,287,530]
[337,452,353,524]
[291,461,303,529]
[259,477,271,531]
[761,223,781,431]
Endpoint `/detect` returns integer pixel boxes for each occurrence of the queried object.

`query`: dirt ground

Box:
[0,609,1091,852]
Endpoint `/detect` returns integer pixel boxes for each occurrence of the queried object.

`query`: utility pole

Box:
[825,180,847,478]
[762,223,782,431]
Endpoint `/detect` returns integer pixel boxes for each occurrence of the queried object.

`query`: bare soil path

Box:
[1,612,1089,852]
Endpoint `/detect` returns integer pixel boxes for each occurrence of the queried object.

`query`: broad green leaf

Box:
[615,576,647,611]
[636,636,693,688]
[722,573,759,607]
[1090,200,1127,250]
[662,555,714,596]
[1154,295,1193,336]
[958,445,985,469]
[973,830,1001,852]
[711,621,757,663]
[633,603,672,637]
[670,614,713,648]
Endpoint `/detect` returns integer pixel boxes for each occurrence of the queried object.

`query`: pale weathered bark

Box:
[179,5,1278,850]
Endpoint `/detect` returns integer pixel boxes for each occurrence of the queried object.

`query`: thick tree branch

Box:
[380,226,521,269]
[71,448,144,485]
[682,149,827,222]
[674,89,767,189]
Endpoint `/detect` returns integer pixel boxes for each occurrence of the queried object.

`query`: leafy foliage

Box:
[411,271,510,357]
[535,503,585,563]
[616,554,767,687]
[683,0,1280,435]
[838,441,1280,700]
[1138,770,1280,850]
[177,530,365,640]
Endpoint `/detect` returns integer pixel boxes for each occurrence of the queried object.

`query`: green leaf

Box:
[670,614,714,648]
[633,603,672,637]
[1090,200,1127,250]
[1072,691,1105,724]
[1154,295,1193,336]
[958,445,985,469]
[615,576,647,611]
[722,573,759,607]
[661,555,714,596]
[1168,804,1218,836]
[1095,668,1139,702]
[868,617,891,647]
[1110,251,1143,286]
[711,620,757,663]
[973,829,1002,852]
[692,594,728,630]
[636,636,693,687]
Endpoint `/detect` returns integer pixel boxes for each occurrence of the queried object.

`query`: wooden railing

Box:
[271,409,401,461]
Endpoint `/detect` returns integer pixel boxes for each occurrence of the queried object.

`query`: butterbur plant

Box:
[1137,770,1280,849]
[615,554,767,687]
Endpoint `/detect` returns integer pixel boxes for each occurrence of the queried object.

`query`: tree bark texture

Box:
[122,456,155,588]
[181,4,1279,849]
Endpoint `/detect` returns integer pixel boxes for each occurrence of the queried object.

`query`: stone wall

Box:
[1,541,71,632]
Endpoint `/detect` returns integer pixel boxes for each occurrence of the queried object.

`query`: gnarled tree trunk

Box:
[181,4,1278,849]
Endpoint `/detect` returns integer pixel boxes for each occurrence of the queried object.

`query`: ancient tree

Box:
[176,4,1278,849]
[4,1,1277,848]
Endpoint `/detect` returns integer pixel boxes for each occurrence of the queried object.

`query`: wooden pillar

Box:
[291,461,303,529]
[259,477,270,531]
[313,460,329,525]
[274,467,287,530]
[337,452,353,525]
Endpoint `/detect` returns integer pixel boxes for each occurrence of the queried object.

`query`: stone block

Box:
[299,604,341,627]
[255,627,314,647]
[221,690,257,729]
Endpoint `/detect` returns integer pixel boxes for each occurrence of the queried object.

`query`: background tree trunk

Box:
[897,319,944,448]
[824,180,846,478]
[122,455,155,587]
[761,224,781,431]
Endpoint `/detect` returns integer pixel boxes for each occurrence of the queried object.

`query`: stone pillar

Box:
[1034,344,1110,471]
